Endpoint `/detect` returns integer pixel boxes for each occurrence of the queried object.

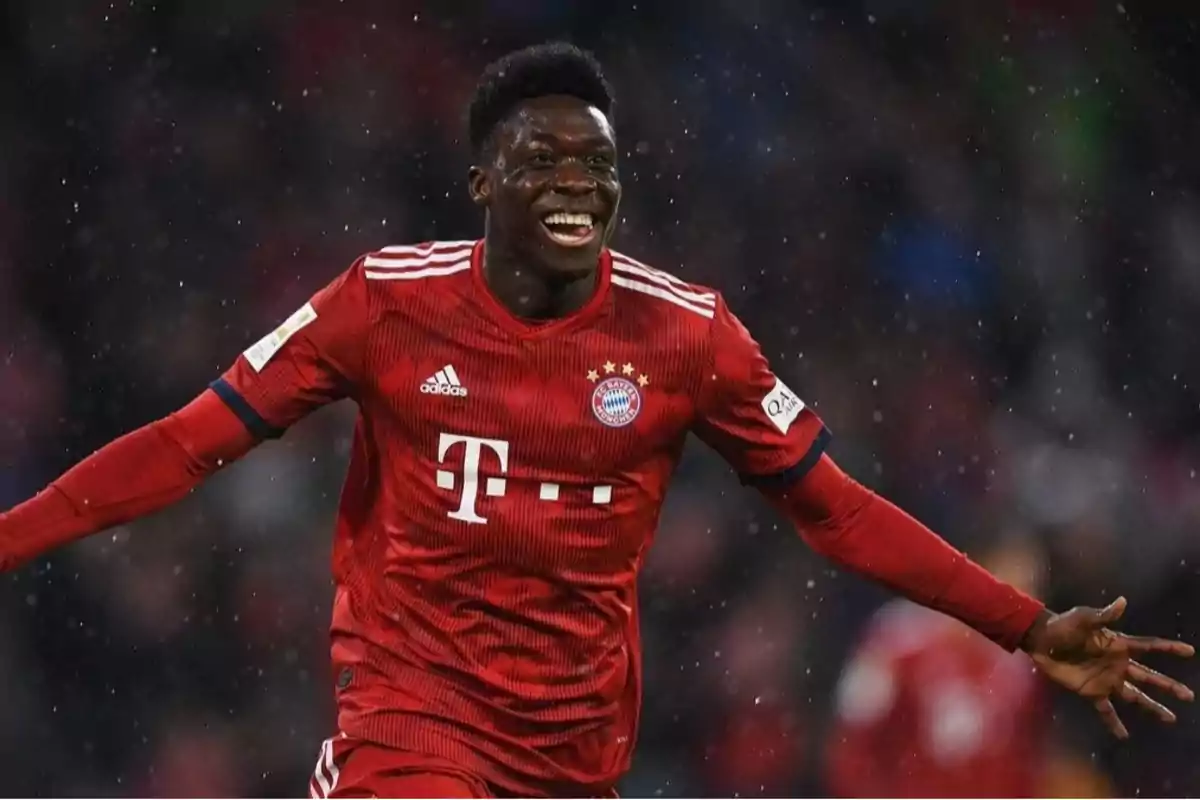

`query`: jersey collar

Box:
[470,240,613,339]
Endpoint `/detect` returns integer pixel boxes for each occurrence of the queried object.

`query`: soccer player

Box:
[826,537,1052,797]
[0,42,1193,799]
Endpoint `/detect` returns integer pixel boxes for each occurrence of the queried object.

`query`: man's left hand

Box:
[1022,597,1194,739]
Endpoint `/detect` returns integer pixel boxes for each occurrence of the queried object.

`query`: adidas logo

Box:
[421,364,468,397]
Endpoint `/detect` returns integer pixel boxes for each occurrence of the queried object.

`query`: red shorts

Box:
[309,735,494,799]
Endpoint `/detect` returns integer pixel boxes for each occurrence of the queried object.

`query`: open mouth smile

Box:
[539,211,599,247]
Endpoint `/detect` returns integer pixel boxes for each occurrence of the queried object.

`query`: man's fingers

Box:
[1119,681,1177,724]
[1095,697,1129,739]
[1128,660,1196,701]
[1115,634,1195,658]
[1096,596,1128,625]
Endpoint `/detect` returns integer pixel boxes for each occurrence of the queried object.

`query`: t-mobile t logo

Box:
[436,433,510,524]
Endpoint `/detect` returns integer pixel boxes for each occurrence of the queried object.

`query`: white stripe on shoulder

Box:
[364,248,472,269]
[365,258,470,281]
[610,258,715,306]
[378,240,476,255]
[365,240,474,269]
[611,252,711,294]
[611,274,716,318]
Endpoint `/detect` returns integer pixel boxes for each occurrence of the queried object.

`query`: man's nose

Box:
[551,161,596,195]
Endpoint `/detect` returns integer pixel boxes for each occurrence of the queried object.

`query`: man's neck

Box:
[480,237,598,321]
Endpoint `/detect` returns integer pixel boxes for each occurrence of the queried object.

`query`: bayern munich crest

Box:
[588,362,649,427]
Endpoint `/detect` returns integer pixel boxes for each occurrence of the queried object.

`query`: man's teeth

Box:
[543,212,594,228]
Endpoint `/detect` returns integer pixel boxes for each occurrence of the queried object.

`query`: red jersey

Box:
[212,240,829,795]
[826,600,1046,798]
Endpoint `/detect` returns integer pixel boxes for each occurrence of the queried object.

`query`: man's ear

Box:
[468,166,490,208]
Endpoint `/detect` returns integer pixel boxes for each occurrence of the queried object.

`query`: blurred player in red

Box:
[0,43,1194,798]
[826,538,1051,797]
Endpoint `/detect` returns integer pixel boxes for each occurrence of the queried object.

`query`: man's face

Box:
[469,95,621,280]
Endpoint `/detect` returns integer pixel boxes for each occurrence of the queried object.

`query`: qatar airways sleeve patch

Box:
[761,377,805,434]
[244,302,318,372]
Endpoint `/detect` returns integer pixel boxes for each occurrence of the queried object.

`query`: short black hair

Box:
[468,42,614,157]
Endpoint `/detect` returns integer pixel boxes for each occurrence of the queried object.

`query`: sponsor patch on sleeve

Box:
[243,302,318,372]
[761,377,805,434]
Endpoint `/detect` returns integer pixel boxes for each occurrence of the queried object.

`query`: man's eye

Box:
[587,155,615,169]
[527,152,555,167]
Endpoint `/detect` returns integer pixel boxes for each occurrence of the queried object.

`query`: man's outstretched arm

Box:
[691,295,1193,737]
[0,257,372,571]
[0,389,256,570]
[772,452,1044,649]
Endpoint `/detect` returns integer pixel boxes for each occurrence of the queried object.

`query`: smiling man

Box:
[0,42,1193,799]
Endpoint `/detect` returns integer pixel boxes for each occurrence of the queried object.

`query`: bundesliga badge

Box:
[591,376,642,427]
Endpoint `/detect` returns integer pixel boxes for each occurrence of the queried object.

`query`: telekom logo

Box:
[435,431,615,522]
[436,433,510,524]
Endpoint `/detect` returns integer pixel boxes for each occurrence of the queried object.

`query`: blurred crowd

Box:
[3,0,1200,796]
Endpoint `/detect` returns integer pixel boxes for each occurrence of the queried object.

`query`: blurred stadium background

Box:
[3,0,1200,796]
